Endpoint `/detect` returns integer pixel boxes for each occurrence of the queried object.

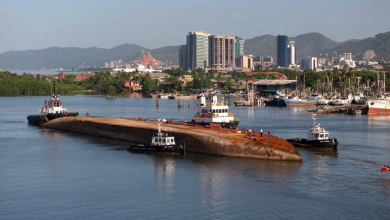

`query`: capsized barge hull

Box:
[44,117,302,161]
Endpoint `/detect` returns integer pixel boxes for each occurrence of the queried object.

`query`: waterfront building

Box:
[253,79,297,95]
[277,34,288,67]
[301,56,318,70]
[235,37,245,58]
[178,45,188,70]
[287,40,296,66]
[208,35,235,72]
[187,31,210,71]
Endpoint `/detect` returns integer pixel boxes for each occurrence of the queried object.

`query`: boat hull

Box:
[287,138,338,150]
[367,99,390,115]
[127,144,184,155]
[277,99,286,106]
[27,112,79,126]
[264,98,278,106]
[283,98,316,107]
[234,101,253,106]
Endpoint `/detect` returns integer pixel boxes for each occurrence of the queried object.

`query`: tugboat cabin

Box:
[151,135,176,147]
[307,122,329,141]
[150,124,176,147]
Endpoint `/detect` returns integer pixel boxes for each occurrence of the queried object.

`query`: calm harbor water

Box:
[1,95,389,220]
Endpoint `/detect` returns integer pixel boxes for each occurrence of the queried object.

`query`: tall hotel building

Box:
[287,40,296,65]
[178,45,188,70]
[235,37,245,58]
[277,34,288,67]
[187,31,210,71]
[208,35,236,71]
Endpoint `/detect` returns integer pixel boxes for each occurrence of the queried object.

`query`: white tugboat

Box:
[27,83,78,125]
[127,123,184,154]
[287,114,338,150]
[192,95,239,128]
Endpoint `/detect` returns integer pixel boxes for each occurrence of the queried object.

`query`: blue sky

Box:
[0,0,389,53]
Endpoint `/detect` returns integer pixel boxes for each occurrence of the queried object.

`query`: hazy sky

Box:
[0,0,389,53]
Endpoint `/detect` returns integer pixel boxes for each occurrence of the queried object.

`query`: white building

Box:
[287,40,296,66]
[301,57,317,70]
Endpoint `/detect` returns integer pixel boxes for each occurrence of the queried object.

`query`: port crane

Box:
[133,50,162,69]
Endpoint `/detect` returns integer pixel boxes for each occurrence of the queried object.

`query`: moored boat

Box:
[192,95,239,128]
[287,114,338,150]
[127,123,184,154]
[367,96,390,115]
[283,97,316,107]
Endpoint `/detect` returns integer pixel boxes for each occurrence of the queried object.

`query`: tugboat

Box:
[192,95,239,128]
[27,83,78,126]
[127,123,184,154]
[287,114,338,150]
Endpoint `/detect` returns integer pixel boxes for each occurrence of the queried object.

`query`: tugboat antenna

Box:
[157,123,162,136]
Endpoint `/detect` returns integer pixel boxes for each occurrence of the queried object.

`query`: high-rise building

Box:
[178,45,188,70]
[343,53,353,60]
[277,34,288,67]
[235,37,245,58]
[287,40,296,65]
[187,31,210,71]
[208,35,235,71]
[301,57,317,70]
[235,55,253,71]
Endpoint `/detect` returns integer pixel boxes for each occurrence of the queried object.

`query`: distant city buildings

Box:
[105,60,123,69]
[179,31,251,72]
[277,34,288,67]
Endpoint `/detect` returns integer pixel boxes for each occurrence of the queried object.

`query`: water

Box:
[5,70,82,75]
[1,95,389,220]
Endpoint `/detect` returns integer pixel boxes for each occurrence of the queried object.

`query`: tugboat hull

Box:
[27,112,79,126]
[287,138,338,150]
[127,144,184,155]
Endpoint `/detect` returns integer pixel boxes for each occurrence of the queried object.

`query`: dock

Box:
[311,104,368,115]
[44,117,302,161]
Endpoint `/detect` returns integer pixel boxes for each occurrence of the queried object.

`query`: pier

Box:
[44,117,302,161]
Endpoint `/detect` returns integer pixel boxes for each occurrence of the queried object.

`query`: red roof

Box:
[244,72,286,77]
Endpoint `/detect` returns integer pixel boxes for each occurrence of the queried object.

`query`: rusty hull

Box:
[44,116,302,161]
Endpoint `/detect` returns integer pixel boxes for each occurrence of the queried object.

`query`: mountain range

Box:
[1,31,389,70]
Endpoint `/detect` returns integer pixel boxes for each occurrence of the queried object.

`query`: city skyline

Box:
[1,0,389,54]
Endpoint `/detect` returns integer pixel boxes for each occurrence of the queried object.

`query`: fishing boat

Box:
[127,123,184,154]
[367,96,390,115]
[192,95,239,128]
[287,114,338,150]
[282,96,317,107]
[27,84,78,125]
